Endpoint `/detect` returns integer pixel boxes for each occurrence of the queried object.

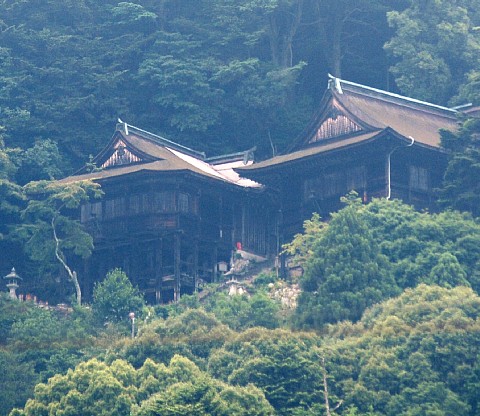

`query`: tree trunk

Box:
[322,356,332,416]
[330,5,344,78]
[322,355,343,415]
[267,0,304,68]
[52,216,82,306]
[315,1,345,77]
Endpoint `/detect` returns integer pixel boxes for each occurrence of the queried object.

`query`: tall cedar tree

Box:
[296,201,399,328]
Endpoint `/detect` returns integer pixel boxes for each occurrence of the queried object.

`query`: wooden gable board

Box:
[289,90,376,153]
[101,139,143,168]
[92,131,160,171]
[308,104,363,144]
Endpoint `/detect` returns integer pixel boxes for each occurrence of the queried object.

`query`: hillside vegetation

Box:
[2,1,480,415]
[2,198,480,415]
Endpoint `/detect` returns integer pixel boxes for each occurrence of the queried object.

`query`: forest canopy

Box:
[3,283,480,415]
[1,0,479,173]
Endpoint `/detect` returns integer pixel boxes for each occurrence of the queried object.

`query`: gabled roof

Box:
[237,76,459,174]
[291,75,459,151]
[63,123,261,188]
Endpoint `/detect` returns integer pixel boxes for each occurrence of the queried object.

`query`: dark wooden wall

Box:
[275,139,447,242]
[78,172,275,303]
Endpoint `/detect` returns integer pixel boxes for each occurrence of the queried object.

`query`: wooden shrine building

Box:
[236,75,461,240]
[65,76,468,302]
[65,123,276,303]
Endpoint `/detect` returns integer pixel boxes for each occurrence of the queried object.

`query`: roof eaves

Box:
[380,126,448,153]
[237,131,383,174]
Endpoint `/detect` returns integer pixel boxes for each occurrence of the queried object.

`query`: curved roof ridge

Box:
[116,121,206,159]
[328,74,458,116]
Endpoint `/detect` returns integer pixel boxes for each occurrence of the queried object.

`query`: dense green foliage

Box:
[385,0,480,105]
[12,179,102,304]
[92,268,145,325]
[208,328,324,415]
[327,285,480,415]
[203,291,281,331]
[10,355,273,416]
[439,117,480,216]
[363,200,480,291]
[294,197,480,328]
[120,308,233,369]
[0,294,96,416]
[6,284,480,415]
[297,201,399,327]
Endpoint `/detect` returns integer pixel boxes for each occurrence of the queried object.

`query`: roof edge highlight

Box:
[327,74,458,115]
[116,121,207,159]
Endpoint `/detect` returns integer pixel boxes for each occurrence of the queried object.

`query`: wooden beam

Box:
[155,238,163,304]
[174,232,181,302]
[212,244,218,283]
[194,240,199,292]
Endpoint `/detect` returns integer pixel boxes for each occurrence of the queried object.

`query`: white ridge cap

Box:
[167,147,261,188]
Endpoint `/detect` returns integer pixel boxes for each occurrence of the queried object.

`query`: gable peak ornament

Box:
[101,140,142,168]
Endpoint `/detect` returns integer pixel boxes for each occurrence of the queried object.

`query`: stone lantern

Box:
[4,267,22,299]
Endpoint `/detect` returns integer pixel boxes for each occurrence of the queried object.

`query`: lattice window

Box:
[101,140,142,168]
[104,197,126,219]
[346,166,366,191]
[81,201,102,222]
[130,194,142,214]
[304,165,366,201]
[153,192,175,212]
[178,193,190,213]
[409,165,429,191]
[324,172,345,197]
[309,108,362,144]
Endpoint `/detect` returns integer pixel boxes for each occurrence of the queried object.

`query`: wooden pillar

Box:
[230,201,235,249]
[130,243,139,287]
[155,238,163,304]
[194,240,199,292]
[109,247,115,271]
[123,246,131,277]
[174,233,181,302]
[385,152,390,199]
[212,244,218,283]
[278,209,287,278]
[219,196,223,243]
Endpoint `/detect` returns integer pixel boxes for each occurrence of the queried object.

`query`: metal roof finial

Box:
[116,118,129,135]
[327,73,343,94]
